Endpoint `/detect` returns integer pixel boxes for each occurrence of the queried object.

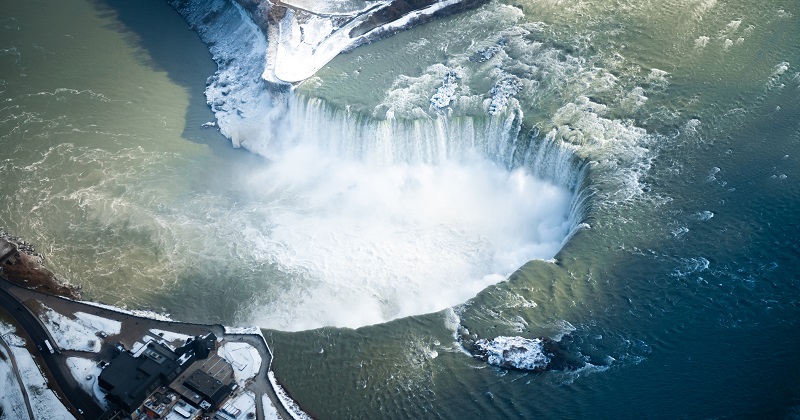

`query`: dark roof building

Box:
[176,332,217,360]
[99,342,192,412]
[183,369,233,408]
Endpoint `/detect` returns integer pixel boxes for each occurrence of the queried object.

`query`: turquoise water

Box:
[2,0,799,418]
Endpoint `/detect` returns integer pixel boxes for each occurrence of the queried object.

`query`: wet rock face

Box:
[0,229,80,300]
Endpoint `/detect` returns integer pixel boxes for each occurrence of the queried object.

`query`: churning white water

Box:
[173,0,583,330]
[243,143,573,330]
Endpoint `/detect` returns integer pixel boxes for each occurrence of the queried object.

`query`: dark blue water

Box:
[2,0,799,418]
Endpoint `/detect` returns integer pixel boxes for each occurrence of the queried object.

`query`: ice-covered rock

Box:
[487,76,522,115]
[474,336,550,371]
[430,69,462,109]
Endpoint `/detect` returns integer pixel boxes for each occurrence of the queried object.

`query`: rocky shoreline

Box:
[0,229,81,300]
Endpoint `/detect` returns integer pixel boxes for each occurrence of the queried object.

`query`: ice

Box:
[475,336,550,371]
[430,68,462,109]
[271,0,465,82]
[487,77,522,115]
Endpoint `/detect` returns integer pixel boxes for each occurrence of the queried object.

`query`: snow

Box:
[150,329,192,345]
[165,401,198,420]
[268,371,312,420]
[38,305,101,352]
[430,68,463,109]
[281,0,388,16]
[131,341,147,357]
[74,312,121,336]
[0,327,29,420]
[6,333,75,419]
[262,394,281,420]
[487,77,522,115]
[218,391,256,420]
[273,0,463,82]
[66,357,109,409]
[82,300,173,321]
[224,326,261,335]
[218,342,261,386]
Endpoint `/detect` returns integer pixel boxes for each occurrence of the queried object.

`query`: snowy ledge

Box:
[238,0,485,83]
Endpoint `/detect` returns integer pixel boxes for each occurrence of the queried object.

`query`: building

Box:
[99,332,221,414]
[183,369,233,409]
[98,341,190,412]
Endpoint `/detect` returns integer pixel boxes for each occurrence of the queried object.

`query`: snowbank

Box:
[268,371,312,420]
[82,301,173,321]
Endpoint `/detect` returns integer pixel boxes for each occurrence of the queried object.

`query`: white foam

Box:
[170,0,656,332]
[245,148,573,330]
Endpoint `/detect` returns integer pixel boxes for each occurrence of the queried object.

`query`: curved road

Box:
[0,282,106,419]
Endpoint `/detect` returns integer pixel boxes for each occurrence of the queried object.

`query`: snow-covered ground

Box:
[38,305,101,352]
[218,342,262,386]
[66,357,109,409]
[0,323,75,419]
[262,394,281,420]
[217,391,256,420]
[0,323,29,420]
[73,312,121,336]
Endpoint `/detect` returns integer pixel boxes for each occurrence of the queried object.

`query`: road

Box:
[0,281,106,419]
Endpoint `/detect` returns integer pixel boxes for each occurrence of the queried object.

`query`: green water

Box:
[2,0,800,418]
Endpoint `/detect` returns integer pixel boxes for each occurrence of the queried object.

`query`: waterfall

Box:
[170,0,595,330]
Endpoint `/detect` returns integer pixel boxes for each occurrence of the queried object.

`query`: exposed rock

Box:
[465,334,579,372]
[0,229,80,300]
